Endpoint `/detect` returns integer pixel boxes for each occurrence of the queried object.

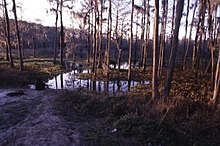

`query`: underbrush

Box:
[54,67,220,145]
[0,60,67,87]
[54,86,220,146]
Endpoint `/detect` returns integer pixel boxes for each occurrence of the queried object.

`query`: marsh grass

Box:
[0,58,68,87]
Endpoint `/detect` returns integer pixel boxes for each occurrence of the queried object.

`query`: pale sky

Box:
[18,0,74,26]
[1,0,219,39]
[3,0,75,27]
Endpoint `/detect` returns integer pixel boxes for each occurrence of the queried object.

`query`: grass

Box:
[1,56,220,145]
[53,66,220,146]
[0,58,69,87]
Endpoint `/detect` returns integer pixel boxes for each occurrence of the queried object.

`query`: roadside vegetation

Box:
[0,58,67,87]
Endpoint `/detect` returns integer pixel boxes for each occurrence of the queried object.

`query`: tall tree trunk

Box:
[163,0,184,97]
[128,0,134,81]
[2,18,9,61]
[32,31,36,58]
[207,0,215,91]
[170,0,176,46]
[3,0,14,67]
[53,1,59,64]
[195,0,206,77]
[3,17,9,61]
[192,1,203,71]
[104,0,112,78]
[114,4,122,71]
[92,1,98,75]
[87,7,92,64]
[143,0,150,71]
[183,0,197,70]
[152,0,160,99]
[12,0,23,71]
[158,0,168,78]
[59,0,64,66]
[139,0,146,68]
[117,21,124,71]
[98,0,103,68]
[212,36,220,106]
[134,12,138,67]
[181,0,190,70]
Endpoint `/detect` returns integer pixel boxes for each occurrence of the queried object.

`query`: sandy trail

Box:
[0,89,79,146]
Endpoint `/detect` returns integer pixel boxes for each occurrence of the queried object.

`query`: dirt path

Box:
[0,89,79,146]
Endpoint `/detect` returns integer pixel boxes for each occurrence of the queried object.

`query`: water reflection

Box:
[46,70,149,96]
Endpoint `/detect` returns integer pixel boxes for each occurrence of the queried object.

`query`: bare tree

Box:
[183,0,198,70]
[181,0,190,70]
[212,42,220,106]
[104,0,112,78]
[52,1,59,64]
[142,0,150,71]
[158,0,168,78]
[12,0,24,71]
[152,0,159,99]
[163,0,185,97]
[127,0,134,81]
[3,0,14,67]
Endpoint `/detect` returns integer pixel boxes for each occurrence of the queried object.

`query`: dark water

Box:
[46,67,149,96]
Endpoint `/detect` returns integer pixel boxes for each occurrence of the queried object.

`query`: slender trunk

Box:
[143,0,150,71]
[32,31,36,58]
[98,0,103,68]
[181,0,190,70]
[5,44,9,61]
[87,11,91,64]
[158,0,167,78]
[192,1,204,71]
[163,0,184,97]
[195,0,206,77]
[4,0,14,67]
[60,0,64,66]
[92,1,98,75]
[114,5,121,71]
[152,0,160,99]
[53,1,59,64]
[170,0,176,46]
[139,0,145,68]
[3,17,9,61]
[118,21,124,71]
[212,48,220,106]
[183,0,197,70]
[12,0,23,71]
[134,13,138,67]
[128,0,134,81]
[104,0,112,77]
[207,0,215,90]
[2,14,9,61]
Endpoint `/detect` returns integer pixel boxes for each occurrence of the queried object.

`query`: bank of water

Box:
[46,62,149,95]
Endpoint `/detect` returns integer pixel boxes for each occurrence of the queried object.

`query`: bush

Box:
[114,113,155,138]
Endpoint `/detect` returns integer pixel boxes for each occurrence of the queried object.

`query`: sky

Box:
[1,0,75,26]
[1,0,219,39]
[16,0,70,26]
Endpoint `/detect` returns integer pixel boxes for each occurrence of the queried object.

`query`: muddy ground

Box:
[0,89,80,146]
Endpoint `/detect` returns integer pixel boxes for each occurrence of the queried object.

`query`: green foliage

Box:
[114,113,154,137]
[80,98,111,117]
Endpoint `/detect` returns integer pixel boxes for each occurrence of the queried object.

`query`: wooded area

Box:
[0,0,220,145]
[1,0,219,105]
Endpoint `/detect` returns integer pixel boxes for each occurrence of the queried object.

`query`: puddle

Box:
[46,73,149,96]
[30,62,149,95]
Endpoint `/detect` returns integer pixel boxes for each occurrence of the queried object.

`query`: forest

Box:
[0,0,220,145]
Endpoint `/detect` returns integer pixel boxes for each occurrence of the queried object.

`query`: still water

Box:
[46,69,149,96]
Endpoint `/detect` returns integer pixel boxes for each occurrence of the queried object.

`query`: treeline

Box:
[76,0,220,107]
[0,0,219,107]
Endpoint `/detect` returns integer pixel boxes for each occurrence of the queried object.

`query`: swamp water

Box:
[35,63,149,95]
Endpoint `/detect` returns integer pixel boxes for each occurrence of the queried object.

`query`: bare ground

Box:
[0,89,79,146]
